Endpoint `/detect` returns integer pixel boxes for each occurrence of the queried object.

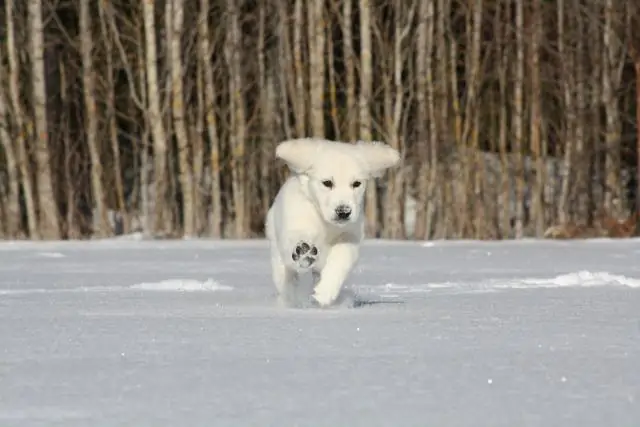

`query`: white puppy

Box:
[265,138,400,308]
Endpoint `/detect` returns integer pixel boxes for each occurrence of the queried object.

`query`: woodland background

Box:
[0,0,639,241]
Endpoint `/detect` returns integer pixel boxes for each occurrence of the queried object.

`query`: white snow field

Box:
[1,237,640,426]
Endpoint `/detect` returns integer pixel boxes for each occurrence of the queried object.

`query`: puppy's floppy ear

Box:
[355,141,401,178]
[275,138,325,173]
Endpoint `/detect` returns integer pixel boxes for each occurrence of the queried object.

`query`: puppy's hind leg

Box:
[271,252,299,308]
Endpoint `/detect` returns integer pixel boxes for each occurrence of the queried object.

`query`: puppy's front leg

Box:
[312,241,359,307]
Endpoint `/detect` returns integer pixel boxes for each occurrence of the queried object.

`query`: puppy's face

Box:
[307,154,368,227]
[275,138,400,228]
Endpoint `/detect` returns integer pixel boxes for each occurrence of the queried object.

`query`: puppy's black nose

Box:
[335,205,352,220]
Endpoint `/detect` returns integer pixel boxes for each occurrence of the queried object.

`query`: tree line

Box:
[0,0,639,241]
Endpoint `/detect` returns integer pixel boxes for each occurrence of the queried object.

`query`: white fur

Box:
[265,138,400,308]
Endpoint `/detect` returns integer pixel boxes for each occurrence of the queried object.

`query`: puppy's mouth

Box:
[331,216,352,225]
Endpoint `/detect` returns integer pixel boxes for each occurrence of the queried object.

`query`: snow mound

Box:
[130,278,233,292]
[521,271,640,288]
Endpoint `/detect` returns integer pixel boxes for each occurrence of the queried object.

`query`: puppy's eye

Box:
[351,181,362,188]
[322,180,334,189]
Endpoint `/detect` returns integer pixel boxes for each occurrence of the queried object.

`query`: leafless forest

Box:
[0,0,639,240]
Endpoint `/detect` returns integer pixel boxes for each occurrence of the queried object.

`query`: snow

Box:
[1,237,639,426]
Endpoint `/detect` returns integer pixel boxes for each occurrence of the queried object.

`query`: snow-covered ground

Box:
[1,237,639,426]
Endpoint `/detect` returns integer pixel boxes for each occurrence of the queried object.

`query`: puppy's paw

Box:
[291,241,318,269]
[311,285,341,308]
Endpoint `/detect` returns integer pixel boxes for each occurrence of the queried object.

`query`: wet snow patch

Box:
[130,278,233,292]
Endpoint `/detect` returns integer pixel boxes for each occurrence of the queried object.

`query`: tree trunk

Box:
[512,0,525,238]
[327,33,340,138]
[530,0,545,236]
[29,0,60,239]
[384,0,414,239]
[603,0,623,217]
[360,0,378,237]
[414,0,431,239]
[170,0,196,237]
[466,0,484,238]
[6,0,39,239]
[142,0,169,237]
[193,50,205,235]
[573,0,588,220]
[276,0,294,141]
[98,1,129,234]
[258,3,276,217]
[80,0,111,237]
[199,0,222,238]
[557,0,574,225]
[497,0,511,238]
[0,49,21,237]
[225,0,248,238]
[308,0,325,137]
[342,0,357,141]
[293,0,306,137]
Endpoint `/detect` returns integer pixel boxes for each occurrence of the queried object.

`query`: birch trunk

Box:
[194,51,205,234]
[574,0,588,219]
[29,0,60,239]
[413,0,430,239]
[6,0,38,238]
[343,0,357,141]
[98,1,128,234]
[225,0,248,237]
[199,0,222,237]
[603,0,623,217]
[80,0,111,237]
[530,0,545,236]
[170,0,196,237]
[142,0,169,236]
[384,0,414,238]
[258,3,275,216]
[556,0,574,224]
[497,0,511,237]
[512,0,525,238]
[0,49,20,237]
[359,0,378,237]
[308,0,325,137]
[293,0,306,137]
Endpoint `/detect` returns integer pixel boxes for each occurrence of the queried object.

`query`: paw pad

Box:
[292,241,318,268]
